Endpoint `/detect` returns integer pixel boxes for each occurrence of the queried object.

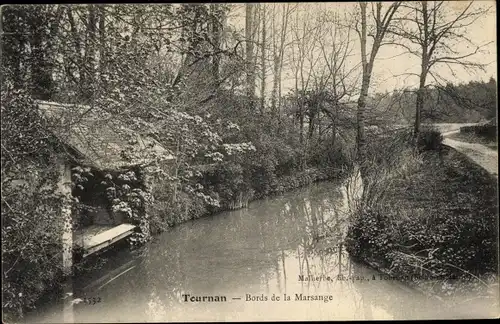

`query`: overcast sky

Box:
[227,1,496,96]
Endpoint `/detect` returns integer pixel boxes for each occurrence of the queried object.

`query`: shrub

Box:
[345,131,497,297]
[146,165,203,231]
[347,201,497,286]
[2,168,68,321]
[1,90,69,320]
[308,136,353,171]
[345,207,399,267]
[460,124,497,142]
[417,128,443,151]
[199,162,253,210]
[148,177,209,232]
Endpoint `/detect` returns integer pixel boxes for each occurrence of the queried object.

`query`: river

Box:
[23,180,498,322]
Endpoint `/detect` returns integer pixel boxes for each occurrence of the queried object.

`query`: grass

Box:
[447,131,498,150]
[343,130,498,302]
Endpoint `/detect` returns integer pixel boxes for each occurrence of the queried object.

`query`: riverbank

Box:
[148,164,347,232]
[22,179,495,323]
[4,163,347,323]
[343,131,498,308]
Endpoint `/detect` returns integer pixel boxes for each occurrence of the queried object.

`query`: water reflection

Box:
[25,181,497,322]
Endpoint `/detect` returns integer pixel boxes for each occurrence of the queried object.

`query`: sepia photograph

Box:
[1,1,498,322]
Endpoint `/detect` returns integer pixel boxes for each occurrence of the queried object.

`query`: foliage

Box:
[417,128,443,152]
[1,91,69,319]
[460,124,497,143]
[437,79,497,122]
[370,79,497,124]
[345,132,498,298]
[0,3,389,319]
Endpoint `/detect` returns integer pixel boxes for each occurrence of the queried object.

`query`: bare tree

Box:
[245,3,256,107]
[210,4,222,83]
[270,4,295,119]
[315,11,359,151]
[289,5,324,148]
[259,4,267,115]
[98,5,107,84]
[353,2,401,161]
[389,1,491,138]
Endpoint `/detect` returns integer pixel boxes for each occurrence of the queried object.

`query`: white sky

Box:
[226,1,497,96]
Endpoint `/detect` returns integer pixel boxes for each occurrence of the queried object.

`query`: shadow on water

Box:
[23,180,498,322]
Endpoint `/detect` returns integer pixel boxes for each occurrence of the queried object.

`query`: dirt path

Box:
[434,124,498,177]
[429,122,479,134]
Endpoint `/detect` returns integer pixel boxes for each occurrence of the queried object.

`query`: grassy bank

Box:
[344,129,498,302]
[450,122,498,150]
[447,131,498,150]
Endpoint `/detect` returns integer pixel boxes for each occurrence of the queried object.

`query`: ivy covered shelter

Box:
[37,101,176,264]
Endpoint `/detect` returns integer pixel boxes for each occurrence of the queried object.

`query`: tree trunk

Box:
[317,111,322,141]
[271,56,279,116]
[210,4,221,84]
[414,69,428,141]
[83,5,97,102]
[278,4,290,118]
[270,5,278,116]
[356,2,368,163]
[98,6,107,86]
[260,4,266,115]
[245,4,255,108]
[271,4,289,120]
[67,7,83,88]
[29,6,62,100]
[30,22,49,99]
[252,4,260,109]
[308,112,315,140]
[414,1,429,143]
[299,103,304,145]
[330,117,337,162]
[357,72,371,157]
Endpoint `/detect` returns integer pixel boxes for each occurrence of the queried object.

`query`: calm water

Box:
[24,181,498,322]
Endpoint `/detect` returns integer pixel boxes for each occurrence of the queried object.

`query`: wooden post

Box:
[142,167,154,237]
[57,162,75,322]
[58,162,73,275]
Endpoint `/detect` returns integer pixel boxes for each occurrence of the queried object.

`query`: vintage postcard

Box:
[1,2,498,322]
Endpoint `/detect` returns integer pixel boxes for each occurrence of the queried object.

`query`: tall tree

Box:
[245,3,256,107]
[389,1,491,139]
[1,5,64,99]
[315,10,357,153]
[259,4,267,115]
[83,5,97,101]
[270,4,294,120]
[354,2,400,162]
[210,4,222,84]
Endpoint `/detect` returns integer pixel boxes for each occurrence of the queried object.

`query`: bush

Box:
[308,136,353,171]
[200,162,253,210]
[460,124,497,142]
[1,91,69,320]
[417,128,443,151]
[347,201,497,286]
[146,164,210,232]
[345,132,497,297]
